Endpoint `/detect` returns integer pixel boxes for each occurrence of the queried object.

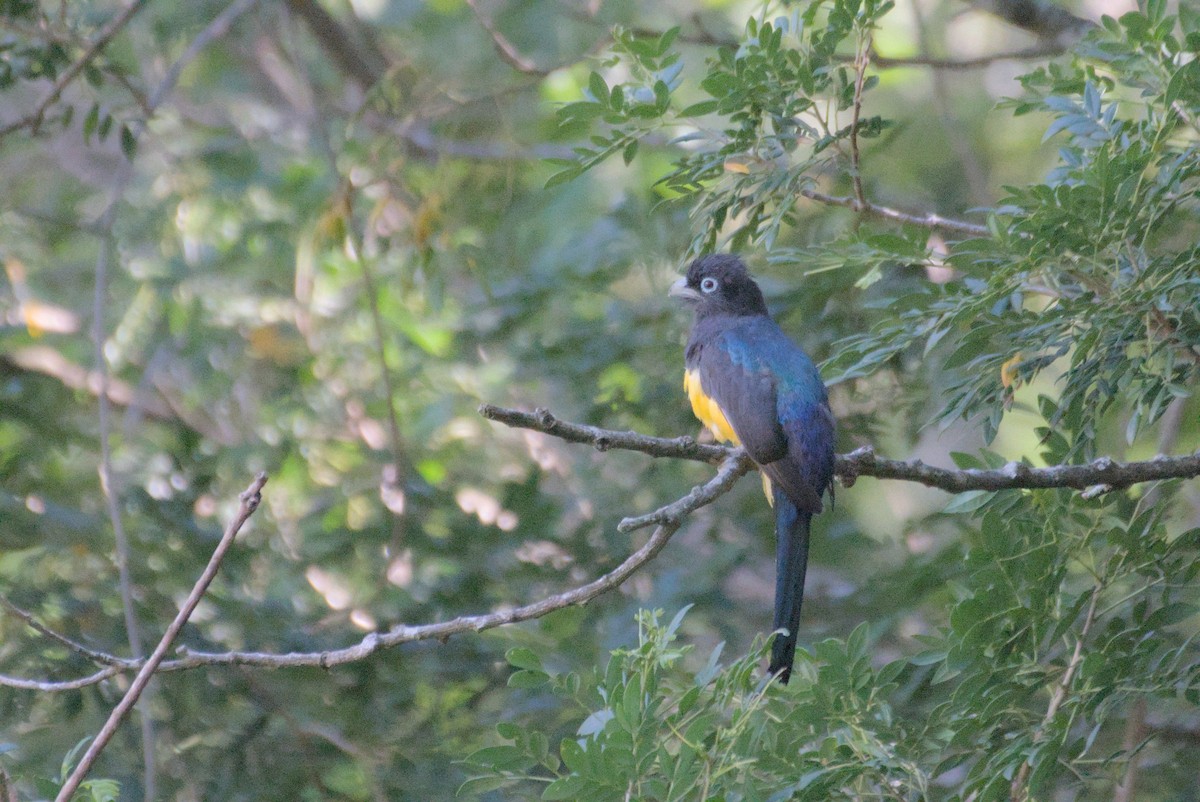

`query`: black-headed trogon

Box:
[669,254,835,684]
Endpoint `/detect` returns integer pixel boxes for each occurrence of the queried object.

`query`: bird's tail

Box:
[768,490,811,684]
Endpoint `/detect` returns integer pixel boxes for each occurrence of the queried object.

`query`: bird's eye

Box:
[700,277,718,293]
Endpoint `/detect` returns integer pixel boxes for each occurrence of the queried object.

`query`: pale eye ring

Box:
[700,277,718,293]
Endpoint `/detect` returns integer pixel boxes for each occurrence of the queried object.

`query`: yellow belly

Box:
[684,369,775,504]
[684,369,739,444]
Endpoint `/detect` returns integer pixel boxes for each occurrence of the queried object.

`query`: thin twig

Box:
[465,0,544,75]
[910,0,990,205]
[479,405,1200,493]
[79,3,264,792]
[800,188,991,237]
[868,44,1066,69]
[341,195,410,495]
[53,473,267,802]
[90,123,153,802]
[0,0,151,138]
[1010,582,1102,801]
[284,0,386,89]
[0,666,122,692]
[619,454,754,532]
[0,596,136,668]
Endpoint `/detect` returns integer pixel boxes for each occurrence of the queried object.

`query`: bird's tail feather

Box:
[768,490,811,684]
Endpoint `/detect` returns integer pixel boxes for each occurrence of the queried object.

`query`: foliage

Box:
[1,0,1198,800]
[465,609,924,801]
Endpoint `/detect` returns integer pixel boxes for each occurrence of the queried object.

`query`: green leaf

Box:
[506,646,543,672]
[464,744,530,770]
[588,72,609,105]
[680,99,719,116]
[543,776,586,800]
[119,125,137,160]
[622,139,638,165]
[942,490,991,514]
[508,669,549,689]
[1145,603,1199,630]
[559,737,586,773]
[457,775,510,797]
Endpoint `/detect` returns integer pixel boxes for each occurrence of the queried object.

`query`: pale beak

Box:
[669,277,701,302]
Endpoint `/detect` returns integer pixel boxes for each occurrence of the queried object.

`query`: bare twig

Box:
[1010,582,1102,801]
[869,45,1066,69]
[479,405,1200,494]
[0,0,150,139]
[0,596,136,668]
[91,151,152,802]
[799,188,991,237]
[340,196,410,495]
[619,453,754,532]
[0,666,121,692]
[465,0,544,75]
[141,0,262,118]
[0,346,232,442]
[53,473,267,802]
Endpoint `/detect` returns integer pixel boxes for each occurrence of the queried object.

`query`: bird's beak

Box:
[669,277,701,303]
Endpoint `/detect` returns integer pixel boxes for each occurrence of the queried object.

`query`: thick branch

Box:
[479,405,1200,494]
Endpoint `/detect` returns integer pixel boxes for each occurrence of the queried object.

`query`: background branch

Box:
[800,189,991,237]
[0,0,150,138]
[0,460,752,690]
[53,473,267,802]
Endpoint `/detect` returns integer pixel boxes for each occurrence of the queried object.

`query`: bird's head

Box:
[669,254,769,318]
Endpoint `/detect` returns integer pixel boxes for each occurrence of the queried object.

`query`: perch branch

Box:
[478,405,1200,493]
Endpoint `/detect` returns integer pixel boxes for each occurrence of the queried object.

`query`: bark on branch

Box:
[478,404,1200,494]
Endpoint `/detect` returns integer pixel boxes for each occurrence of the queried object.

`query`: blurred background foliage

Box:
[0,0,1198,799]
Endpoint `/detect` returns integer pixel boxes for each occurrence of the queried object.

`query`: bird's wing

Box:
[694,335,788,465]
[697,326,828,513]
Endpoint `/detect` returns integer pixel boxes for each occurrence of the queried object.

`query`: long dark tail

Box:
[768,490,811,684]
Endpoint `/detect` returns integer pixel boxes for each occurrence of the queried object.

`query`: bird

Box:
[669,253,835,684]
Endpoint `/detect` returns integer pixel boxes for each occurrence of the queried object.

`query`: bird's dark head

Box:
[669,254,769,318]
